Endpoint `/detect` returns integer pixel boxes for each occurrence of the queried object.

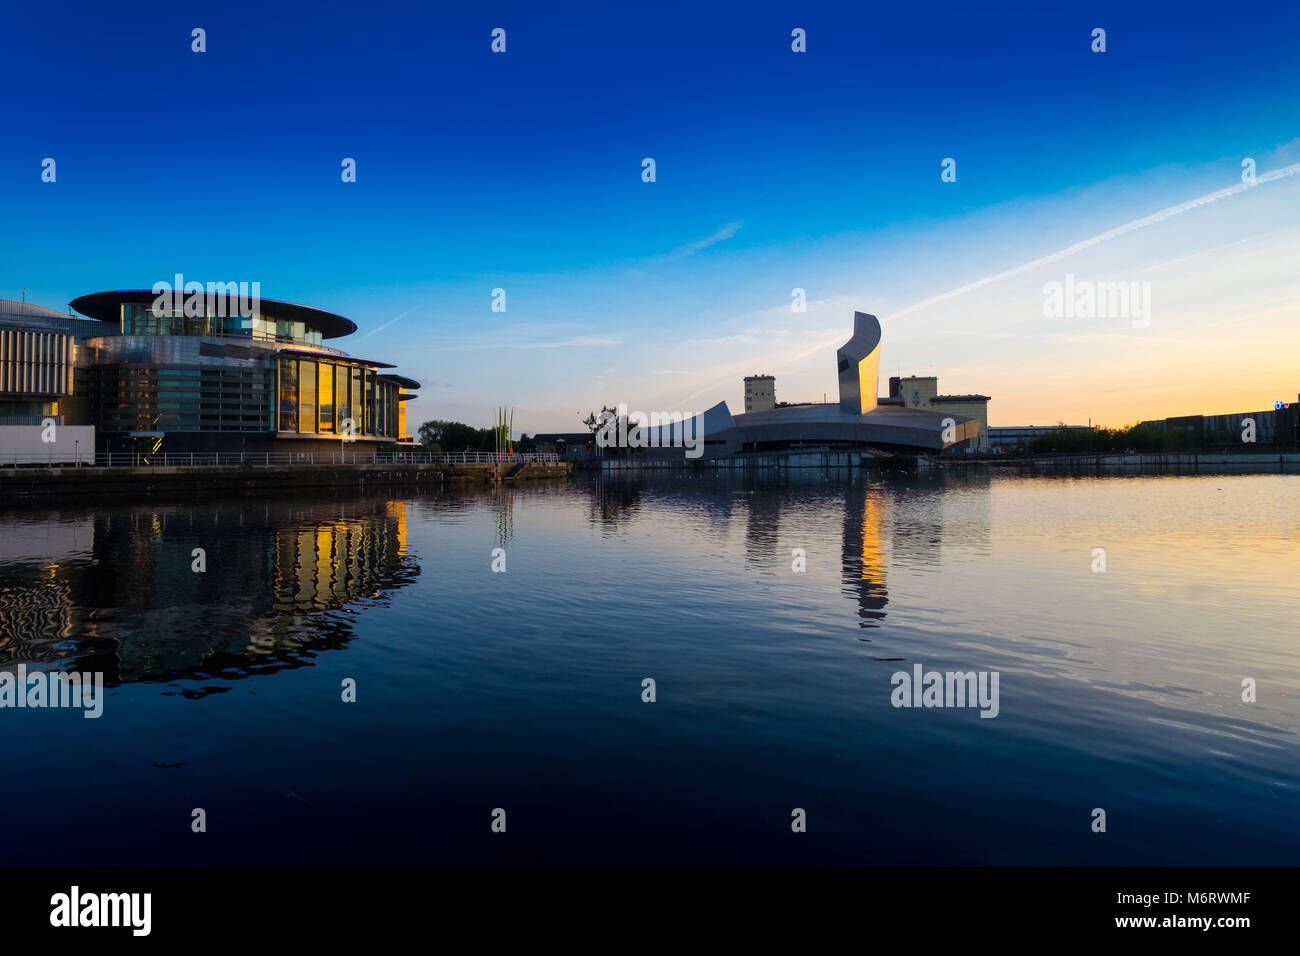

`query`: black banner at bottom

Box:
[2,866,1285,941]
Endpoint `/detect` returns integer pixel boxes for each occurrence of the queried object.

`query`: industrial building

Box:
[987,399,1299,453]
[1148,404,1298,446]
[743,374,775,413]
[877,376,991,452]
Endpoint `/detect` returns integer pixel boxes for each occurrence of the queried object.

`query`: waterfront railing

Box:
[0,451,562,468]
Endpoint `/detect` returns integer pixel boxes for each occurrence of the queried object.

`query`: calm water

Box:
[1,471,1296,865]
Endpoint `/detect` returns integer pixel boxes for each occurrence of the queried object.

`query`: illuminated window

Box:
[278,359,298,432]
[319,362,335,432]
[332,364,347,433]
[350,368,361,435]
[299,360,316,433]
[364,370,375,433]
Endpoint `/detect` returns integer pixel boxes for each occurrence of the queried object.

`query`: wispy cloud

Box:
[442,335,619,351]
[665,221,743,260]
[1139,238,1250,274]
[884,162,1300,322]
[684,327,795,348]
[672,163,1300,406]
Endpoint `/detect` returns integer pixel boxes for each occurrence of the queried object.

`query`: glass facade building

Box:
[121,302,326,346]
[272,358,393,438]
[67,290,419,455]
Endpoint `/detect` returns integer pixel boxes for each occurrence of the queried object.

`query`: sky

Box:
[3,0,1299,434]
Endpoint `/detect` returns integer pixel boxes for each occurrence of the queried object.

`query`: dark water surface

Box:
[1,471,1296,865]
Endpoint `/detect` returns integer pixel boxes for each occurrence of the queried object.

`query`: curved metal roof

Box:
[70,290,358,339]
[730,403,977,451]
[0,299,77,321]
[275,347,395,368]
[379,373,421,390]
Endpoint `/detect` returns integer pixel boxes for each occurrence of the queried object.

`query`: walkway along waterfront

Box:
[0,452,571,500]
[597,446,1300,476]
[918,451,1300,475]
[598,446,919,473]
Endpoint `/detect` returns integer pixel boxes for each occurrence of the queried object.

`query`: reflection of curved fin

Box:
[842,484,888,627]
[837,312,882,415]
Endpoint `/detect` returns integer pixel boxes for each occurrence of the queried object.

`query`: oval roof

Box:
[379,373,421,390]
[70,290,358,339]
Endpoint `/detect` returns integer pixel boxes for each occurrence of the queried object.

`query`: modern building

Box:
[837,314,882,416]
[0,299,99,462]
[639,312,986,458]
[743,374,775,413]
[0,300,89,418]
[65,289,420,456]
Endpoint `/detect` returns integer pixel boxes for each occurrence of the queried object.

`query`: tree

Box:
[582,405,618,435]
[417,419,482,451]
[582,404,633,455]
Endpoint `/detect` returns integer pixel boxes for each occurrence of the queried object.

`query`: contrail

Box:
[359,307,416,339]
[676,162,1300,405]
[883,161,1300,321]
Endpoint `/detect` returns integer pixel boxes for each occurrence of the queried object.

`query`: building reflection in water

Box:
[0,497,417,693]
[583,469,996,632]
[743,480,782,572]
[586,470,898,626]
[842,481,889,628]
[586,476,647,533]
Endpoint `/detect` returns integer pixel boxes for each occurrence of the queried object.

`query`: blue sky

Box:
[4,0,1299,431]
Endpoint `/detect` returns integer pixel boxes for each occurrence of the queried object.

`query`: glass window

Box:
[364,370,375,433]
[318,362,334,432]
[351,368,361,435]
[380,381,394,437]
[127,303,159,335]
[278,358,298,432]
[298,360,316,433]
[336,365,350,433]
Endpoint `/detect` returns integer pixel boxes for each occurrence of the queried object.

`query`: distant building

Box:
[638,311,987,457]
[1140,398,1299,447]
[743,374,775,413]
[884,376,991,452]
[987,425,1092,454]
[989,395,1300,452]
[533,432,596,459]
